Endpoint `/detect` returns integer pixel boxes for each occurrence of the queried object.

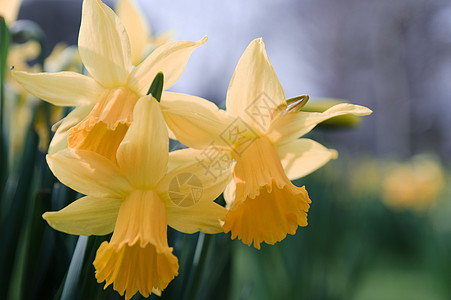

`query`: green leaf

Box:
[146,72,164,102]
[61,236,89,300]
[7,189,52,300]
[78,234,113,300]
[0,17,10,199]
[0,118,39,299]
[182,233,211,300]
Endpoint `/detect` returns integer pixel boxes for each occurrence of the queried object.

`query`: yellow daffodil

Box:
[115,0,173,65]
[161,38,372,249]
[43,96,231,299]
[11,0,205,161]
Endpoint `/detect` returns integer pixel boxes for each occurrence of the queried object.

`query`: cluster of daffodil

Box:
[10,0,371,298]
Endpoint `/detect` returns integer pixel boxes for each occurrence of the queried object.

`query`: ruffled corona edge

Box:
[93,189,179,299]
[223,179,310,249]
[94,239,178,300]
[223,136,311,249]
[68,87,139,162]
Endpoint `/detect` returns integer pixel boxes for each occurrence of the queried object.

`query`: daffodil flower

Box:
[43,96,231,299]
[12,0,205,161]
[161,38,372,249]
[115,0,173,65]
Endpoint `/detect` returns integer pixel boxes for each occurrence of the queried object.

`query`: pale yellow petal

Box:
[47,149,131,198]
[277,138,338,180]
[42,196,121,235]
[117,96,168,188]
[115,0,149,65]
[226,38,285,133]
[267,103,373,146]
[0,0,22,24]
[165,201,227,234]
[159,149,231,233]
[48,105,94,155]
[152,30,173,48]
[11,70,104,106]
[128,37,207,93]
[166,147,201,174]
[79,0,131,86]
[160,92,233,150]
[158,148,233,205]
[223,179,235,209]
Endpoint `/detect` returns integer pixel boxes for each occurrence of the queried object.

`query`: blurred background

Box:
[1,0,450,299]
[18,0,451,158]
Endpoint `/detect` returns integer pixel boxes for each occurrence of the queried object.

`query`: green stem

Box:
[183,233,211,300]
[61,236,88,300]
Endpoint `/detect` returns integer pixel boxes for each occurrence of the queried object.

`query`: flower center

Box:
[68,87,139,162]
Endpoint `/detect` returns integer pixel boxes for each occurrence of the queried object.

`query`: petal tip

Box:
[330,149,339,159]
[42,212,50,221]
[252,37,264,47]
[364,107,373,115]
[199,36,208,44]
[42,211,56,228]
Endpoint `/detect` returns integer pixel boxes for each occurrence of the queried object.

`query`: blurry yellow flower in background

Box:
[43,43,82,73]
[43,96,231,299]
[35,43,82,152]
[162,38,372,249]
[382,155,445,212]
[5,39,80,161]
[12,0,205,162]
[4,42,40,161]
[7,41,40,74]
[115,0,173,65]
